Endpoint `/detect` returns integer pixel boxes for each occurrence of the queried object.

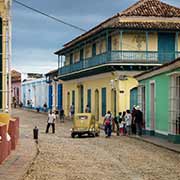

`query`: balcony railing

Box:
[59,51,180,75]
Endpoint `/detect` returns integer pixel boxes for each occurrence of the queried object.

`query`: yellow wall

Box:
[96,39,106,55]
[0,1,9,111]
[65,55,70,66]
[122,32,146,51]
[178,34,180,51]
[148,32,158,51]
[84,44,92,58]
[112,34,120,50]
[73,51,80,63]
[62,73,138,124]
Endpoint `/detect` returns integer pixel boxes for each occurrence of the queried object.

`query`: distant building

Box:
[45,69,63,111]
[21,72,43,82]
[52,0,180,123]
[21,78,49,111]
[11,70,21,105]
[135,58,180,143]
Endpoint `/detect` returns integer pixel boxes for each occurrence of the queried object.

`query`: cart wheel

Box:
[92,132,96,137]
[71,133,75,138]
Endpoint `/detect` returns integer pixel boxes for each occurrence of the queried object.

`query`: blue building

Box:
[21,78,49,111]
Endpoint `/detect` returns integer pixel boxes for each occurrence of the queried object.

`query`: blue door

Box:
[48,85,53,110]
[158,33,175,63]
[101,88,106,116]
[130,87,138,111]
[58,84,62,110]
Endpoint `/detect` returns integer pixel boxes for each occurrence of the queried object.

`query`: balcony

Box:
[59,51,180,76]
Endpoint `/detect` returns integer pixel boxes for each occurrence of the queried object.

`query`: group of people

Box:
[103,105,143,138]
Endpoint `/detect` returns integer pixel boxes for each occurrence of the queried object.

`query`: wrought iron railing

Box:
[59,51,180,75]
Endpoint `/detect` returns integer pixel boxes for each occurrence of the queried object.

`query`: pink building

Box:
[11,70,21,105]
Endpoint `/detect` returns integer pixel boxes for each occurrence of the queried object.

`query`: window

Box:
[87,89,91,112]
[169,75,180,134]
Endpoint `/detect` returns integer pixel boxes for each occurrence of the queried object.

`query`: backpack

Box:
[105,116,111,125]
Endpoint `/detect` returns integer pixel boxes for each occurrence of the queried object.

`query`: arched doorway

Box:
[95,89,99,120]
[111,89,116,116]
[67,92,70,115]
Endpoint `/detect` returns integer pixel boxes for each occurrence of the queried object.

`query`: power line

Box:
[13,0,87,32]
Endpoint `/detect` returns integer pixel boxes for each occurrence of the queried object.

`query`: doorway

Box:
[150,83,155,130]
[67,92,70,115]
[95,89,99,120]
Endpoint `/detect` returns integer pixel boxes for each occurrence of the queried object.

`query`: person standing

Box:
[115,112,122,136]
[70,104,75,118]
[85,105,90,113]
[134,106,143,136]
[125,110,132,135]
[59,108,65,123]
[103,111,112,137]
[46,110,56,133]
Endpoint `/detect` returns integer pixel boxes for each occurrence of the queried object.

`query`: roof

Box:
[112,21,180,30]
[55,0,180,55]
[11,70,21,82]
[45,69,58,76]
[135,58,180,80]
[119,0,180,17]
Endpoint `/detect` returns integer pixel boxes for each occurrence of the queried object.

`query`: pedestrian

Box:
[121,111,126,135]
[115,112,122,136]
[43,102,47,112]
[103,110,112,137]
[45,110,56,133]
[85,105,90,113]
[131,105,137,134]
[70,104,75,118]
[134,106,143,136]
[125,110,132,136]
[59,108,65,123]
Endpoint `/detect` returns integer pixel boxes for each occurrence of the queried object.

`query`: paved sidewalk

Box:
[131,135,180,153]
[0,119,38,180]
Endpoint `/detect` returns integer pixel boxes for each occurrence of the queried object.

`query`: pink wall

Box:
[12,81,21,104]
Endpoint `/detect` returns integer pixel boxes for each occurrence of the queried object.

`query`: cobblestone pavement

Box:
[7,109,180,180]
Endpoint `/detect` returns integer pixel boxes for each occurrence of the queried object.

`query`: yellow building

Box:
[0,0,11,112]
[51,0,180,123]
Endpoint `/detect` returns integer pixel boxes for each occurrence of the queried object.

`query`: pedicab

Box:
[71,113,100,138]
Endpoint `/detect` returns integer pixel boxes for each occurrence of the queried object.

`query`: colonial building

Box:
[52,0,180,123]
[21,78,49,111]
[11,70,21,105]
[135,58,180,143]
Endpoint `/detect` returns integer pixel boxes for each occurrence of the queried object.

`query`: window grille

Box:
[169,75,180,135]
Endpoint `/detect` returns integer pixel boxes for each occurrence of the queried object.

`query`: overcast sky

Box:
[12,0,180,74]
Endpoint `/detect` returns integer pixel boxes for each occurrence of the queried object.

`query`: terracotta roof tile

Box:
[119,0,180,17]
[55,0,180,54]
[112,21,180,30]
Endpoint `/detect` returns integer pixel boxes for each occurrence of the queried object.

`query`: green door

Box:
[158,33,175,63]
[101,88,106,116]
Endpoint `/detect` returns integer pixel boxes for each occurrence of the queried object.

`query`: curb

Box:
[129,135,180,154]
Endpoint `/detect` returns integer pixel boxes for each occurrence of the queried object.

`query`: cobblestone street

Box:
[10,109,180,180]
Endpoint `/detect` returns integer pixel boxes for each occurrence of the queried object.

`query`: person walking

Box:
[134,106,143,136]
[59,108,65,123]
[70,104,75,119]
[46,110,56,133]
[103,110,112,137]
[125,110,132,136]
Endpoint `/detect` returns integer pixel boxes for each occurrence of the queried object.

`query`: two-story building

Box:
[53,0,180,123]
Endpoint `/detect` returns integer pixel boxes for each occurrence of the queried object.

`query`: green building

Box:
[135,58,180,143]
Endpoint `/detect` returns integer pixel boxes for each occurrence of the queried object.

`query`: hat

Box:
[135,105,140,110]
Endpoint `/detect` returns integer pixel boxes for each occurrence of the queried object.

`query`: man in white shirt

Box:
[46,110,56,133]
